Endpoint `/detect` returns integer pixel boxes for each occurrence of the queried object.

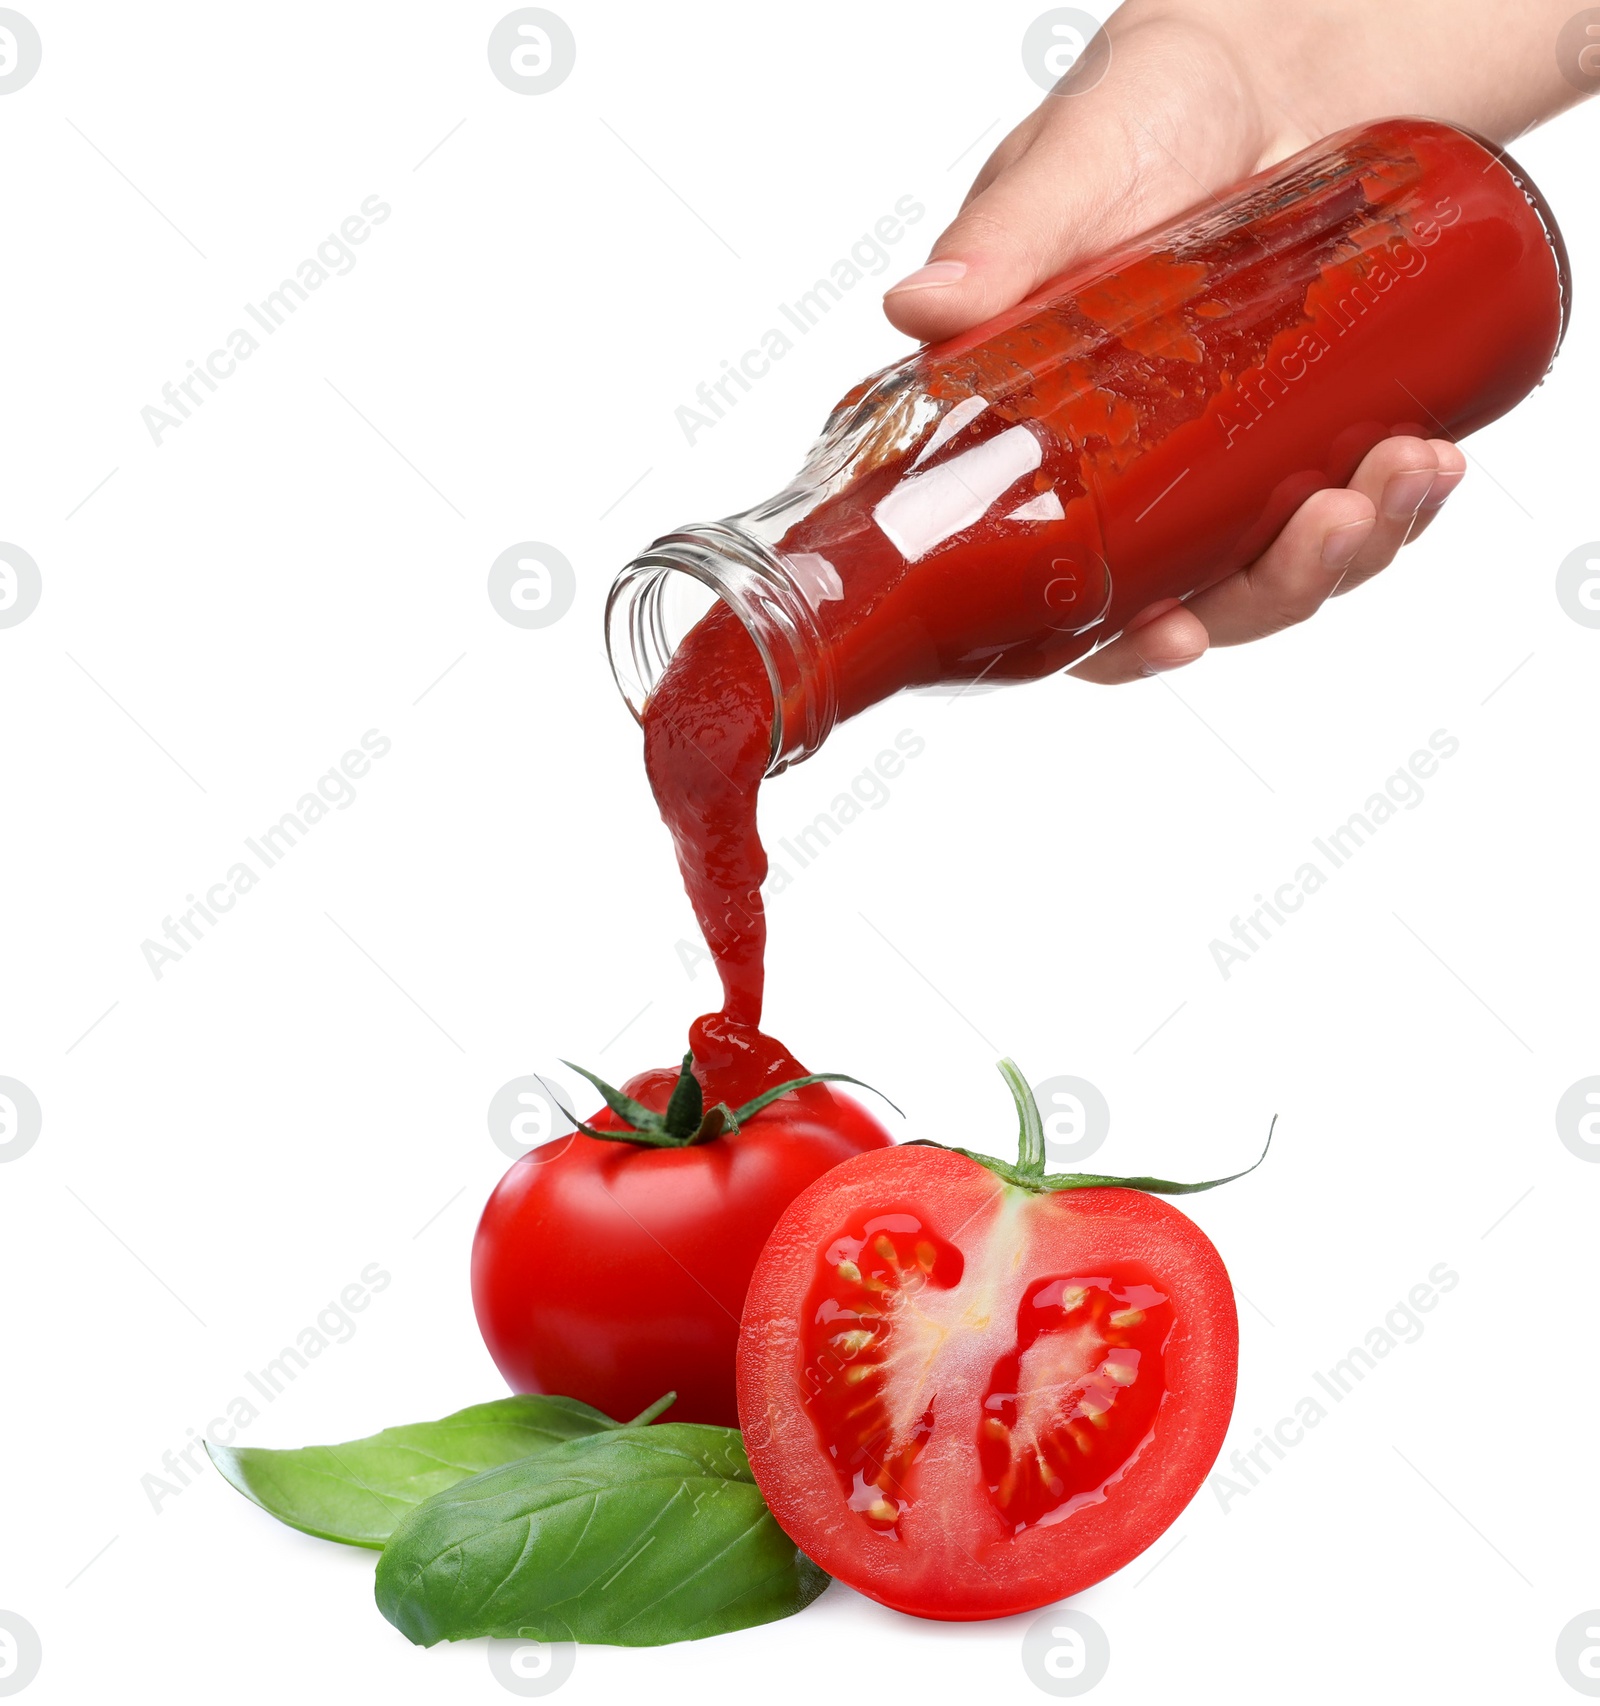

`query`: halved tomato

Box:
[737,1062,1259,1620]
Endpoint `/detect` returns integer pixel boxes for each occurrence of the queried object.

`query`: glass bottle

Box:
[607,117,1569,774]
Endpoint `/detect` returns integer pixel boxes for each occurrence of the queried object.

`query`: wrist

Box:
[1110,0,1585,147]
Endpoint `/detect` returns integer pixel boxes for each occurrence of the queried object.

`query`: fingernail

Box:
[1321,517,1376,571]
[1381,470,1437,523]
[1419,468,1464,511]
[884,260,968,296]
[1124,597,1185,634]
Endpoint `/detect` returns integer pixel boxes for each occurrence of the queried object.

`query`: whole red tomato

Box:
[472,1024,892,1427]
[738,1061,1266,1620]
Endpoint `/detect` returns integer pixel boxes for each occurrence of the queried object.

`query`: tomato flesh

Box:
[978,1270,1171,1532]
[739,1142,1237,1620]
[801,1207,964,1532]
[803,1214,1174,1537]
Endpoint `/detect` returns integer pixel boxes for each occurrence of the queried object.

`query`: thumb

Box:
[883,112,1138,342]
[883,21,1257,344]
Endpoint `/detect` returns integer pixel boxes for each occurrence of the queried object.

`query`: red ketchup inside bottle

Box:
[629,118,1568,1054]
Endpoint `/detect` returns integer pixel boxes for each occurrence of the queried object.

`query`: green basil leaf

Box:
[206,1394,624,1549]
[374,1423,828,1647]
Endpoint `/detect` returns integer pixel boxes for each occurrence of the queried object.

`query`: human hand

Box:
[884,0,1580,682]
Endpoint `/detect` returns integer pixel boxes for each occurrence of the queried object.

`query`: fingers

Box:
[1068,598,1209,685]
[1331,437,1466,594]
[881,115,1135,343]
[1070,433,1469,685]
[1186,438,1464,645]
[1179,486,1377,646]
[1073,486,1375,685]
[883,18,1266,344]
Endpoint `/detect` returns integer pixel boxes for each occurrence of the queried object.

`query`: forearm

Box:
[1135,0,1589,145]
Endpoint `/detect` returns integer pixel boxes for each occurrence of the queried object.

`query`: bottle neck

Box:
[605,521,839,776]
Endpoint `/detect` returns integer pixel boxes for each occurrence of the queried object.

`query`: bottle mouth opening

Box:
[604,522,837,777]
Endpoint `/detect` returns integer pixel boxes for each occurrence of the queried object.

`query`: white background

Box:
[2,3,1598,1702]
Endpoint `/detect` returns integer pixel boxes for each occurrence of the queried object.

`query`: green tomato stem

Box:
[905,1061,1276,1198]
[662,1055,703,1140]
[997,1058,1046,1180]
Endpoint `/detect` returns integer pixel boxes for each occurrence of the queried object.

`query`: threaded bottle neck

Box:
[604,521,839,776]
